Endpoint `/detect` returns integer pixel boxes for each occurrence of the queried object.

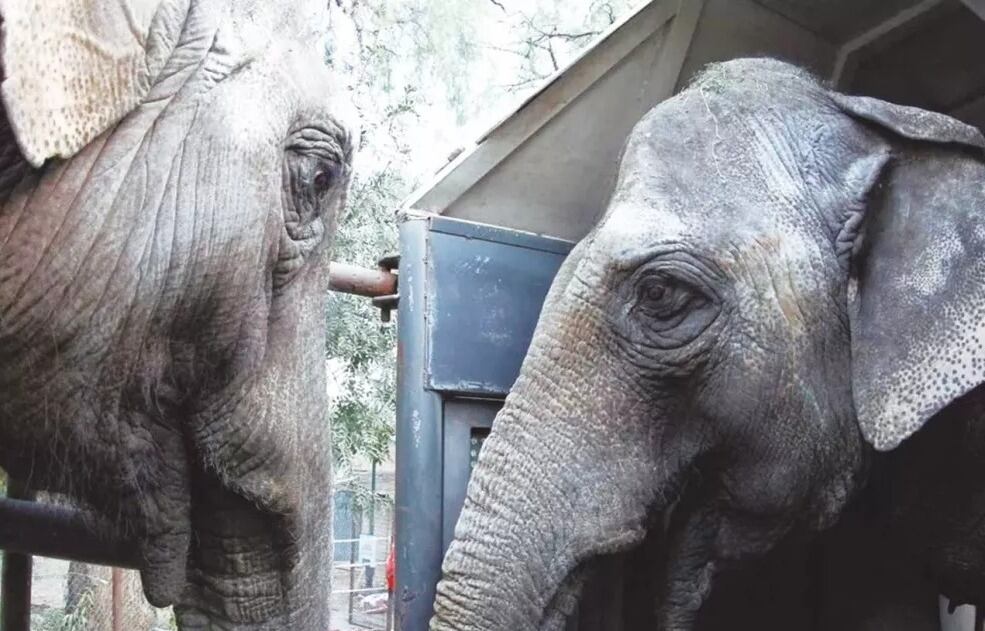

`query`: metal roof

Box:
[404,0,985,241]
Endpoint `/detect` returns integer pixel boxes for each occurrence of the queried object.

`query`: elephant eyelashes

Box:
[623,268,720,350]
[312,167,337,195]
[297,156,342,199]
[634,275,702,322]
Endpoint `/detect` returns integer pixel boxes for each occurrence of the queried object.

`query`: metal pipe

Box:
[1,480,35,631]
[0,534,32,631]
[329,262,397,298]
[0,498,140,569]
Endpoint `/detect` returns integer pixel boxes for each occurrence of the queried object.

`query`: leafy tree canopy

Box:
[325,0,644,479]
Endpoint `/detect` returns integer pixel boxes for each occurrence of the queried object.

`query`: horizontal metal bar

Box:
[332,587,388,596]
[329,262,398,298]
[0,498,140,569]
[333,537,388,544]
[333,562,387,570]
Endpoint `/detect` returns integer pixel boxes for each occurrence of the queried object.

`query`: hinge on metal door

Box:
[372,254,399,322]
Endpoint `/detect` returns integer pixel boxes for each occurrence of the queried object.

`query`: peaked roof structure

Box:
[404,0,985,242]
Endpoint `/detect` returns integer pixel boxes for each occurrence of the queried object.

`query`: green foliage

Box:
[345,0,484,130]
[334,473,394,515]
[324,0,645,477]
[326,0,483,474]
[32,590,94,631]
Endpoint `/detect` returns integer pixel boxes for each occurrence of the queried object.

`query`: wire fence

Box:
[3,558,172,631]
[1,480,394,631]
[331,465,395,631]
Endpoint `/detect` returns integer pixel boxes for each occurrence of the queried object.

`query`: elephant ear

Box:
[0,0,181,167]
[832,92,985,451]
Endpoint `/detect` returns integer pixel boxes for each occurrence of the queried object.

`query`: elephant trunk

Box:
[431,405,589,631]
[431,384,674,630]
[171,468,332,631]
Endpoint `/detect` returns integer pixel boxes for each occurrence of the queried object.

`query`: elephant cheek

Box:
[171,269,333,628]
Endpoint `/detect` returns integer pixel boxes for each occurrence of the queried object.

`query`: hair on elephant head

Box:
[0,1,357,629]
[430,57,985,631]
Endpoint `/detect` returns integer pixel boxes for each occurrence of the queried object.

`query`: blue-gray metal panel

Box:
[427,214,573,255]
[441,399,499,552]
[394,217,445,631]
[425,222,573,396]
[395,214,575,631]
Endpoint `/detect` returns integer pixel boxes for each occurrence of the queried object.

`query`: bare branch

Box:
[500,74,547,91]
[546,38,558,71]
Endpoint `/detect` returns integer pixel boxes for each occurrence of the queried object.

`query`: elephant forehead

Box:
[195,46,356,151]
[595,202,688,252]
[607,162,817,256]
[605,90,835,281]
[283,47,360,139]
[614,143,828,254]
[595,201,827,306]
[628,68,831,198]
[631,117,810,208]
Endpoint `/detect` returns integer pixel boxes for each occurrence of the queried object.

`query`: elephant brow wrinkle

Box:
[613,242,691,270]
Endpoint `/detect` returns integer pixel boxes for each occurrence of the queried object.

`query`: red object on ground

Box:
[386,542,396,592]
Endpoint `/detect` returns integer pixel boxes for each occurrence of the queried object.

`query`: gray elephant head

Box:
[431,58,985,630]
[0,1,356,628]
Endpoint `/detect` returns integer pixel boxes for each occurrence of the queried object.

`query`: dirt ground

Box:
[11,557,387,631]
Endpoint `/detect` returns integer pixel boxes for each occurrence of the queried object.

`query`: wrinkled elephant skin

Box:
[0,1,356,629]
[430,58,985,630]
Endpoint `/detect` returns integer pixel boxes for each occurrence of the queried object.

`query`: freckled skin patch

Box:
[431,58,985,631]
[852,153,985,452]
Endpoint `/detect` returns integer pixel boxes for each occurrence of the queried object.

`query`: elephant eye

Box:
[641,282,666,302]
[618,257,722,352]
[312,162,340,197]
[285,127,348,207]
[634,274,703,322]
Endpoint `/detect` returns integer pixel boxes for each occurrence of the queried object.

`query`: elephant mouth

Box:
[538,564,589,631]
[536,520,665,631]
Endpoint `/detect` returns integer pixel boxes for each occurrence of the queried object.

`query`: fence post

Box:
[111,567,124,631]
[1,479,35,631]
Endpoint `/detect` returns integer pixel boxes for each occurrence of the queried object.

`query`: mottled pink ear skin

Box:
[0,0,181,166]
[831,91,985,451]
[0,0,330,168]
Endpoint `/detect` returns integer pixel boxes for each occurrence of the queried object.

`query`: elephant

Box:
[0,0,356,629]
[430,57,985,630]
